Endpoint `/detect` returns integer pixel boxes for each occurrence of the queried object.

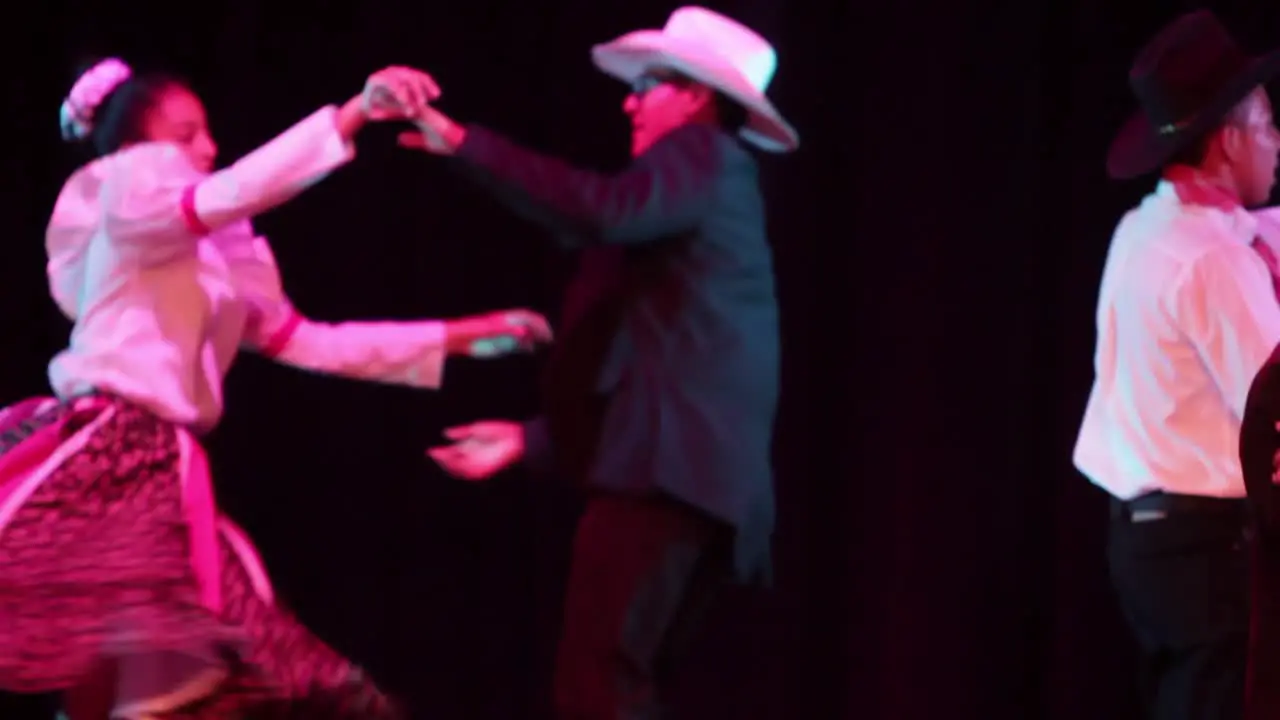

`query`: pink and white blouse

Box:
[44,105,446,432]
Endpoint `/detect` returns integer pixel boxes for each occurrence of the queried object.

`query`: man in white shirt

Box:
[1074,10,1280,719]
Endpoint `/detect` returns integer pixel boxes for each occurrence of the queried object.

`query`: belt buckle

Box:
[1130,509,1167,523]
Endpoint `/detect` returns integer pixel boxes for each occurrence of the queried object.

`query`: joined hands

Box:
[360,66,440,121]
[353,65,465,153]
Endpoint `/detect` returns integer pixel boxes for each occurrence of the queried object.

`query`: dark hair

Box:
[664,71,749,135]
[1167,133,1214,169]
[66,57,189,157]
[713,92,749,135]
[1164,93,1256,170]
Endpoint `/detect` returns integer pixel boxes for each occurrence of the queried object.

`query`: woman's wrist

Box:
[442,319,465,355]
[335,94,367,142]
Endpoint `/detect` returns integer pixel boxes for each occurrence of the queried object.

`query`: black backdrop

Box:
[1,0,1278,718]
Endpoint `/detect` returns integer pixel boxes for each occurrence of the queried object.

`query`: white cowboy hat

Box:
[590,6,799,153]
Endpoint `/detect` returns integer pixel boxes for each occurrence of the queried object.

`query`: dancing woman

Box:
[0,58,549,718]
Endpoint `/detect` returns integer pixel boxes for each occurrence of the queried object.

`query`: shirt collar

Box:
[1158,165,1259,244]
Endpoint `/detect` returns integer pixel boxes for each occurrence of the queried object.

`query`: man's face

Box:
[623,69,713,157]
[1225,88,1280,206]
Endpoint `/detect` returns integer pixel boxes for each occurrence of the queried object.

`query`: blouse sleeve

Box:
[227,232,447,389]
[102,105,356,267]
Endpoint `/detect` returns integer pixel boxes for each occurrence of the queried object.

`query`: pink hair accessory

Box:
[59,57,133,141]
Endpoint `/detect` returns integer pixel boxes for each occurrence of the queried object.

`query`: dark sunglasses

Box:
[629,71,689,96]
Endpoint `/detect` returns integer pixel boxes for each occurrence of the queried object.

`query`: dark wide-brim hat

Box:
[1107,10,1280,180]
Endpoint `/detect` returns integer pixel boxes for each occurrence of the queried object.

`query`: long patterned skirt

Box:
[0,394,400,718]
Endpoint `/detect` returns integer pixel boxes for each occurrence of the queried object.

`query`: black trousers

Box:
[1247,522,1280,720]
[553,494,730,720]
[1107,495,1250,720]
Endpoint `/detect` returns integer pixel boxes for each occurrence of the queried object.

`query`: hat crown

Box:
[663,7,776,93]
[1129,10,1251,128]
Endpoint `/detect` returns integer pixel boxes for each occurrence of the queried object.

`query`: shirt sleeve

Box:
[1256,207,1280,255]
[454,123,728,245]
[101,105,355,267]
[1176,243,1280,418]
[228,233,447,389]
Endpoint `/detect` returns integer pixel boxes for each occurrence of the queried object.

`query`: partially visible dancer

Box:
[1237,205,1280,720]
[412,7,798,717]
[1073,10,1280,720]
[0,57,548,719]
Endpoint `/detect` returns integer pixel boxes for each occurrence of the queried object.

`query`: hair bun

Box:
[59,57,132,142]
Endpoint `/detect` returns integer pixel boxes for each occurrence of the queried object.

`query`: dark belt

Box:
[1111,491,1248,523]
[0,392,115,456]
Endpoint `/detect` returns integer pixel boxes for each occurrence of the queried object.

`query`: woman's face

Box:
[142,85,218,173]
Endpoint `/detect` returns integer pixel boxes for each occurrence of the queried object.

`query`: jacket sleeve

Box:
[1240,343,1280,533]
[453,123,729,246]
[521,415,556,478]
[100,105,356,267]
[226,230,446,389]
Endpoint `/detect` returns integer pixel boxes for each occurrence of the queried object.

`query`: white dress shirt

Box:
[1074,179,1280,500]
[44,106,446,433]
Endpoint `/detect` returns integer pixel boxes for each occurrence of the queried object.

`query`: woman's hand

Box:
[444,309,553,358]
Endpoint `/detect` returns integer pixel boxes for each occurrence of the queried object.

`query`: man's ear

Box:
[1218,123,1247,164]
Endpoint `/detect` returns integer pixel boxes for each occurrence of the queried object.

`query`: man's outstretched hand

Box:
[427,420,525,480]
[398,104,467,155]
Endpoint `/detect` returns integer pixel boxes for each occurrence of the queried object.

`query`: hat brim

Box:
[1107,49,1280,179]
[591,31,800,153]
